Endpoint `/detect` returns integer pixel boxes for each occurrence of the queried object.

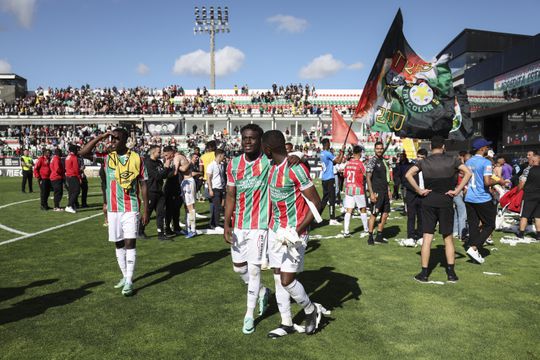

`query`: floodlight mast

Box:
[194,6,230,89]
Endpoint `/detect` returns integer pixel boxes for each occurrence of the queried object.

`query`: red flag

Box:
[331,107,358,145]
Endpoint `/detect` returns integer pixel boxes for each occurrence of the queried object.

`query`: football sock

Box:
[125,248,136,283]
[284,279,314,314]
[420,267,429,277]
[246,263,261,318]
[115,248,127,278]
[344,213,351,233]
[188,209,196,232]
[274,274,292,326]
[233,265,249,285]
[446,264,455,273]
[360,213,368,231]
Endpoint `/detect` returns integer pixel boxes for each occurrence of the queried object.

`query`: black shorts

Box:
[371,191,390,215]
[521,197,540,219]
[422,204,454,236]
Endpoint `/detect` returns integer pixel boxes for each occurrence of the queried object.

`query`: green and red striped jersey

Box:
[268,160,313,232]
[344,159,366,196]
[105,152,148,213]
[226,153,271,230]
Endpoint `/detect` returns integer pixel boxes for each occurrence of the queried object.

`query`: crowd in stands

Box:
[0,84,355,116]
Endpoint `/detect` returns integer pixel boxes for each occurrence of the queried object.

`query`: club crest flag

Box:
[354,9,473,140]
[331,107,359,145]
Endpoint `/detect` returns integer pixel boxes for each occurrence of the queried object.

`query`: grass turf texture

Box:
[0,177,539,360]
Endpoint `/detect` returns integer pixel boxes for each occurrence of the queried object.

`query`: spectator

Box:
[206,149,225,230]
[50,148,64,211]
[34,149,52,210]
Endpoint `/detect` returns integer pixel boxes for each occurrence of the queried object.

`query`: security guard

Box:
[21,149,34,193]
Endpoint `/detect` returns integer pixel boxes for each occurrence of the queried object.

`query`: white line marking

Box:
[0,213,102,246]
[0,223,29,236]
[0,192,102,210]
[0,198,39,209]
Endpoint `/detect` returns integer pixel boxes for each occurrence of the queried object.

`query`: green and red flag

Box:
[354,9,473,140]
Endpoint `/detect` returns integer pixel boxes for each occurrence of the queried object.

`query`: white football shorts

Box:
[231,229,267,265]
[267,228,308,273]
[107,211,139,242]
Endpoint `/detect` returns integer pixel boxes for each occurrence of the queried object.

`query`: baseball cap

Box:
[472,138,492,150]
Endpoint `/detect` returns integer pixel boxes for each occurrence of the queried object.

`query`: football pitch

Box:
[0,177,538,360]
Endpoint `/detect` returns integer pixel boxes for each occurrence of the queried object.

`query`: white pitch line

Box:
[0,212,102,246]
[0,223,29,236]
[0,198,39,209]
[0,191,103,210]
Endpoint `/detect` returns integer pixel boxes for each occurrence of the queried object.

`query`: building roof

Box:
[438,28,532,58]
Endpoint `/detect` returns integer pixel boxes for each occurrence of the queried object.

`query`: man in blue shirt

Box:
[464,138,508,264]
[319,138,344,225]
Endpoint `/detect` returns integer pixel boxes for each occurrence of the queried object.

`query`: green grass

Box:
[0,177,539,360]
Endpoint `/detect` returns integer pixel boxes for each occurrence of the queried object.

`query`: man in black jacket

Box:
[402,149,427,242]
[140,145,174,240]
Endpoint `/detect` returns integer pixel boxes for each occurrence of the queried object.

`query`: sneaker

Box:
[414,273,429,283]
[165,229,176,237]
[122,281,134,296]
[214,226,224,231]
[304,305,321,335]
[103,222,108,227]
[65,206,76,214]
[158,233,169,241]
[466,247,485,264]
[447,272,459,283]
[195,213,207,219]
[375,234,388,244]
[53,207,63,212]
[329,219,341,226]
[40,206,49,211]
[485,237,494,246]
[114,277,126,289]
[174,229,187,236]
[138,232,149,240]
[367,234,375,246]
[268,324,295,338]
[242,317,255,334]
[342,232,351,238]
[185,231,197,239]
[258,288,271,316]
[416,238,424,246]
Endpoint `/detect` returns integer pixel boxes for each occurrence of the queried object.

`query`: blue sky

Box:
[1,0,539,90]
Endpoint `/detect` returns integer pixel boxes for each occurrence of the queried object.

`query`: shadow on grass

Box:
[0,281,104,325]
[305,239,321,255]
[0,279,59,303]
[382,225,401,239]
[133,249,230,294]
[415,245,467,274]
[255,266,362,331]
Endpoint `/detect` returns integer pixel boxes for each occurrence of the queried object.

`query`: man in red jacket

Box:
[34,149,52,210]
[50,148,65,211]
[65,144,81,214]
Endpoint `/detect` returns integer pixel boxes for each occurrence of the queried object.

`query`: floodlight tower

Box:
[194,6,230,89]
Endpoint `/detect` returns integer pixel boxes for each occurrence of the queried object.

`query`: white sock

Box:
[125,248,136,284]
[274,274,292,326]
[115,248,127,278]
[344,212,351,233]
[284,279,314,314]
[246,263,261,318]
[233,265,249,285]
[361,213,368,231]
[189,210,196,232]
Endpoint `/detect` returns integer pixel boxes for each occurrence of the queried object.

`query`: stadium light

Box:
[193,5,231,89]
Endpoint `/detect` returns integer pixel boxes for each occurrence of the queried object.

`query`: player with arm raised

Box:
[79,128,149,296]
[262,130,323,337]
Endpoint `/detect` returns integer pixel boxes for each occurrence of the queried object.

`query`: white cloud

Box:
[267,14,308,33]
[0,0,37,28]
[348,62,364,70]
[0,59,12,73]
[299,54,345,79]
[172,46,245,77]
[136,63,150,75]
